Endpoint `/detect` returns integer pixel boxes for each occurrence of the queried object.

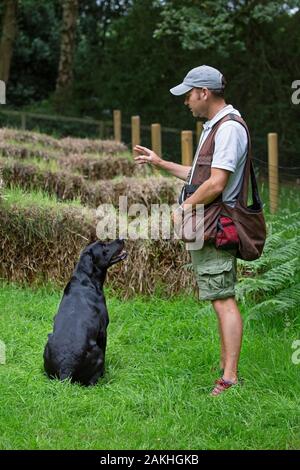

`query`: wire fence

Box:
[0,108,299,191]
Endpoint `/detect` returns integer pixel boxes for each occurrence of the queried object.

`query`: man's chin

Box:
[195,111,206,119]
[191,110,200,118]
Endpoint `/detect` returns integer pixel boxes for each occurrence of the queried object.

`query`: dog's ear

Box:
[80,252,94,276]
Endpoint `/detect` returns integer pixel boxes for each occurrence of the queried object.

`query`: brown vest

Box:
[189,113,266,261]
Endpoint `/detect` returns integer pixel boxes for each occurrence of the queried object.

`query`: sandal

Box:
[211,377,237,396]
[211,367,244,385]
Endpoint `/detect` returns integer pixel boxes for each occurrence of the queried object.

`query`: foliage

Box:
[153,0,300,57]
[7,0,62,105]
[3,0,300,165]
[0,281,300,449]
[237,212,300,322]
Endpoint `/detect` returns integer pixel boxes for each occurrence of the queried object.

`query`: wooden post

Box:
[268,133,279,214]
[99,121,104,139]
[113,109,121,142]
[151,123,162,175]
[196,121,203,143]
[131,115,140,156]
[21,112,26,130]
[151,123,161,157]
[181,130,193,166]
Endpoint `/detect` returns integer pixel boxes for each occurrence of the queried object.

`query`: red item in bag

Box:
[215,216,239,250]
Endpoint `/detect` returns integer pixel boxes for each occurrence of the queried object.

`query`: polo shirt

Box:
[189,104,248,207]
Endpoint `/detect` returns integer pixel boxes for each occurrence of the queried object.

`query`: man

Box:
[134,65,248,396]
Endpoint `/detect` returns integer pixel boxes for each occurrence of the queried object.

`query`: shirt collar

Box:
[202,104,238,131]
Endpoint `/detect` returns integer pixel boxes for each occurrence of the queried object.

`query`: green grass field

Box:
[1,128,300,450]
[0,282,299,450]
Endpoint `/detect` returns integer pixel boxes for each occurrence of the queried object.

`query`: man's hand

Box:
[134,145,162,167]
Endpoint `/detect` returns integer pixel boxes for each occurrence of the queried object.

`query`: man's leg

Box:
[189,243,240,383]
[217,316,226,371]
[212,296,243,384]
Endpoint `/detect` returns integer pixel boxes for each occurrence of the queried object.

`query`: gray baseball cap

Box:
[170,65,224,96]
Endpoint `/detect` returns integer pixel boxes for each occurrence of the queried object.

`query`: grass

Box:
[2,186,83,209]
[3,156,62,173]
[5,139,56,153]
[0,129,300,449]
[259,179,300,214]
[24,158,60,173]
[4,139,133,160]
[0,281,299,450]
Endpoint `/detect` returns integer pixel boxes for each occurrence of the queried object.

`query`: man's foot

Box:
[211,377,238,396]
[211,366,244,384]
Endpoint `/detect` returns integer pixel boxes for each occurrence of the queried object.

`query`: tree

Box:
[0,0,18,83]
[73,0,132,114]
[55,0,78,101]
[153,0,300,57]
[7,0,61,106]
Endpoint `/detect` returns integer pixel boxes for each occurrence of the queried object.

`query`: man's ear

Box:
[202,87,210,100]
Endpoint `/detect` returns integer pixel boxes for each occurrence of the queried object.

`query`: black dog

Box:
[43,239,127,386]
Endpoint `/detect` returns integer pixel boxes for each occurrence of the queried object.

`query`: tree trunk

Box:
[0,0,18,83]
[55,0,78,95]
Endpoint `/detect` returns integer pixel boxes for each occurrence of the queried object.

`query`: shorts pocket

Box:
[196,259,235,293]
[196,258,233,276]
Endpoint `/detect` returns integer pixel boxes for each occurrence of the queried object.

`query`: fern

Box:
[237,258,299,301]
[246,284,300,322]
[237,210,300,322]
[239,235,300,273]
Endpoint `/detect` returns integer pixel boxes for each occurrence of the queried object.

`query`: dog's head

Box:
[80,239,127,275]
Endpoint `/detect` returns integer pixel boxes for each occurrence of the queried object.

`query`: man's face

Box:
[184,88,208,119]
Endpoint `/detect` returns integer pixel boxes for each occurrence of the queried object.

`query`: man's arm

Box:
[134,145,191,181]
[183,168,231,207]
[159,159,191,180]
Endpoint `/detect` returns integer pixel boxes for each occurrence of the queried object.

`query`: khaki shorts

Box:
[189,243,237,301]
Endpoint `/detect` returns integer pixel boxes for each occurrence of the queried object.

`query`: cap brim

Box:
[169,83,192,96]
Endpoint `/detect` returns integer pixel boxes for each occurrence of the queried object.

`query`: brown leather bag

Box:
[203,158,267,261]
[181,114,267,261]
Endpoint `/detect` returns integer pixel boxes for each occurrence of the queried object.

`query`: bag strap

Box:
[226,114,262,208]
[188,112,262,208]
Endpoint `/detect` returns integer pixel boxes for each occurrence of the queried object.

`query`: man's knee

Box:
[212,297,237,314]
